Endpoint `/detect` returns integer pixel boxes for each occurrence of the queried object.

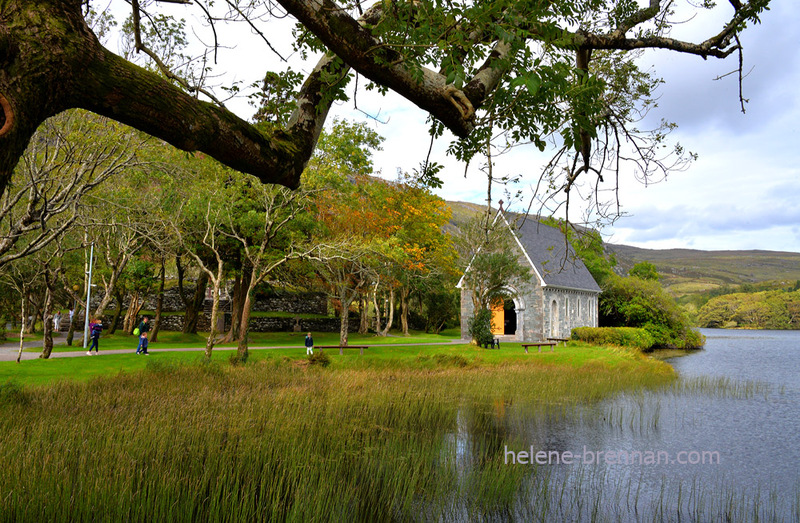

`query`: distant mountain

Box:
[605,244,800,298]
[445,200,800,299]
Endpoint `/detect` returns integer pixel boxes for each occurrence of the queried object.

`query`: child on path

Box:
[136,316,151,355]
[87,319,102,355]
[305,332,314,355]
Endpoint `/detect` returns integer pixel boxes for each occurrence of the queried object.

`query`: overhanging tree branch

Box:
[0,0,771,207]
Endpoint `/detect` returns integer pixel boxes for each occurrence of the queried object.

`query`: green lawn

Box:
[22,328,461,354]
[3,331,43,342]
[2,336,667,388]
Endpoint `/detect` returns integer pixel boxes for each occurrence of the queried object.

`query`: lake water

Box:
[455,329,800,520]
[521,329,800,520]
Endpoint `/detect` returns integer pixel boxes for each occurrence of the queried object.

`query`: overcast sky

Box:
[121,1,799,253]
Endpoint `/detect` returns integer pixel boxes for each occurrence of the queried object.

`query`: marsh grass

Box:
[0,346,675,520]
[4,344,788,521]
[661,375,771,399]
[512,466,800,522]
[646,348,697,360]
[582,374,771,436]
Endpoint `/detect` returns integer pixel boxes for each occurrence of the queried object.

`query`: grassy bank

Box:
[0,343,674,520]
[3,341,663,388]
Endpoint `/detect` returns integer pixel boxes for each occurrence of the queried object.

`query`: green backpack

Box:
[133,327,140,336]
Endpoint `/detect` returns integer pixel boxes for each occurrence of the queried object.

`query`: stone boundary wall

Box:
[251,294,328,315]
[132,314,358,334]
[92,287,328,315]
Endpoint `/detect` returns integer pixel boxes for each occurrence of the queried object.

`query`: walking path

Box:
[0,334,466,362]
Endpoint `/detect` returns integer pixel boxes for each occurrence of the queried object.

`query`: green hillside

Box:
[444,200,488,234]
[606,244,800,299]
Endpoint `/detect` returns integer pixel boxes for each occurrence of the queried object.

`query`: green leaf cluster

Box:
[468,308,494,347]
[629,261,659,281]
[600,275,703,349]
[571,326,654,350]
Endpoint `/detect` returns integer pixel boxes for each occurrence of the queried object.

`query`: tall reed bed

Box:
[510,466,800,522]
[0,351,674,520]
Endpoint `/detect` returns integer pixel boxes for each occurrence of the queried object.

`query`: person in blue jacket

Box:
[136,316,151,355]
[305,332,314,355]
[86,319,102,355]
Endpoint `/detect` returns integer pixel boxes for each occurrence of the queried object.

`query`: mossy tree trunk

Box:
[358,295,369,334]
[108,290,124,335]
[0,0,347,201]
[181,272,208,335]
[150,259,165,343]
[205,291,220,360]
[223,267,250,344]
[122,293,142,334]
[39,285,54,359]
[15,285,27,363]
[236,284,256,360]
[400,287,410,336]
[378,288,395,337]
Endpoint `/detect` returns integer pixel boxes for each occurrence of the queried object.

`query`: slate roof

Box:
[506,215,602,293]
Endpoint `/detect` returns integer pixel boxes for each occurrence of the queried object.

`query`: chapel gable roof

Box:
[504,214,602,293]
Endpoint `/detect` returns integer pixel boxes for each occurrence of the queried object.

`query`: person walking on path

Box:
[305,332,314,355]
[136,316,151,355]
[53,312,62,332]
[87,319,102,355]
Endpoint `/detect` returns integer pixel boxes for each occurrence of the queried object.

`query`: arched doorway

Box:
[550,299,559,337]
[503,300,517,335]
[490,295,520,338]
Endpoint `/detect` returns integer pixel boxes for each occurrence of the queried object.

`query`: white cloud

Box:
[575,2,800,252]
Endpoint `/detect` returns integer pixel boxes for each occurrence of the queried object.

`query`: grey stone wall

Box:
[460,270,546,342]
[95,287,328,316]
[141,287,194,312]
[515,277,545,342]
[89,287,195,313]
[542,288,598,339]
[150,314,213,332]
[133,314,356,333]
[459,288,475,341]
[83,285,337,333]
[252,294,328,315]
[461,283,598,342]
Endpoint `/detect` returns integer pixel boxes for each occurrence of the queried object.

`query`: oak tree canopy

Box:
[0,0,770,203]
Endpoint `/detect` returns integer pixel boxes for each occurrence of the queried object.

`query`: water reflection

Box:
[442,330,800,521]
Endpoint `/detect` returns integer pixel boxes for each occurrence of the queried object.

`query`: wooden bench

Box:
[521,341,557,354]
[547,337,570,347]
[316,345,369,356]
